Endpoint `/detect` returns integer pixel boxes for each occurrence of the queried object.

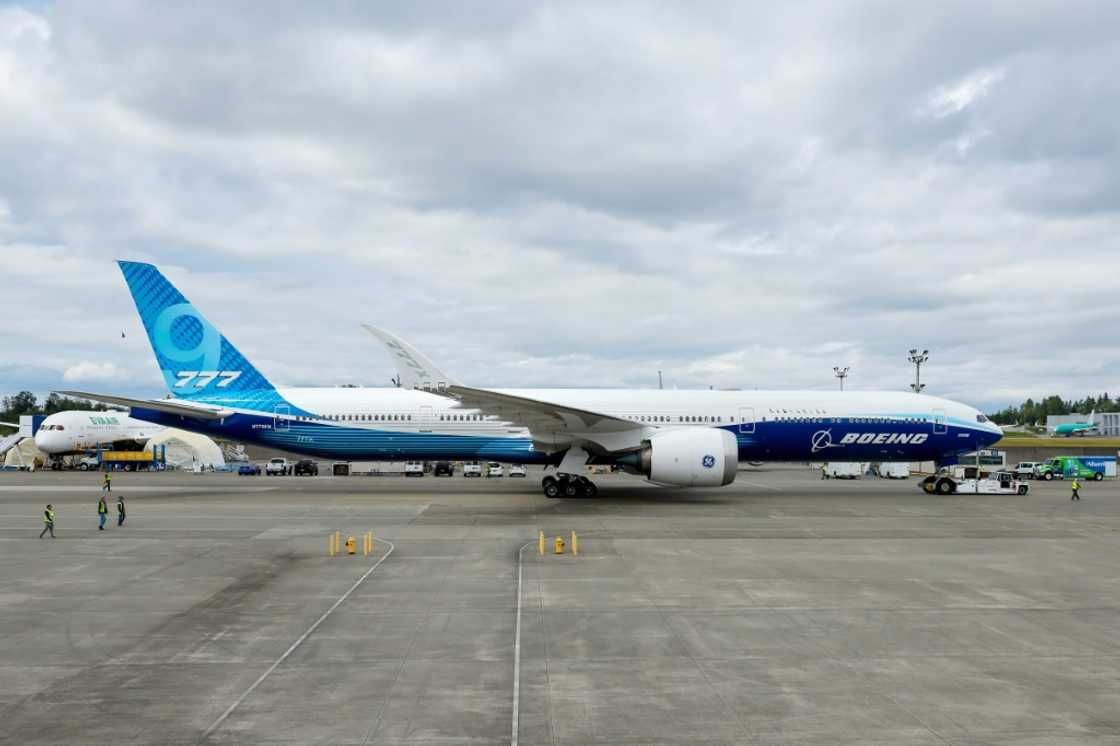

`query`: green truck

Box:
[1036,456,1116,481]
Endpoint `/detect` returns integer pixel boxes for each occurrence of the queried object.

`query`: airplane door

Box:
[933,409,947,435]
[274,404,290,431]
[739,407,756,434]
[419,405,433,432]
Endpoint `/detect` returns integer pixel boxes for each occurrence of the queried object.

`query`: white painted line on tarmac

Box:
[203,537,395,739]
[511,541,530,746]
[0,486,276,493]
[737,480,784,491]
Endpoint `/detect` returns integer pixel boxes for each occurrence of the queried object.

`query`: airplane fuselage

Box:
[129,387,1002,464]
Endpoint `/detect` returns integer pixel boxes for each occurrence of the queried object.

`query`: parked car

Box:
[1014,462,1040,479]
[433,461,454,476]
[486,462,504,478]
[508,464,527,478]
[293,459,319,476]
[265,458,290,476]
[404,461,424,477]
[463,461,482,478]
[238,464,261,476]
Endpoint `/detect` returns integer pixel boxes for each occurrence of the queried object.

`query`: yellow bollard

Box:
[554,536,565,554]
[334,531,341,557]
[571,531,578,556]
[346,535,356,555]
[329,534,335,556]
[538,530,545,556]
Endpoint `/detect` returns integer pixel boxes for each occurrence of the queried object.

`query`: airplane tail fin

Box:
[117,261,288,411]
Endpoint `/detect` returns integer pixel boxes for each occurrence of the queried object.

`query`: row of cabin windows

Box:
[297,413,488,423]
[297,414,413,422]
[631,415,731,423]
[765,412,933,424]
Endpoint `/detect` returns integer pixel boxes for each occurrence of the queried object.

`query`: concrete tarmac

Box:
[1,466,1119,745]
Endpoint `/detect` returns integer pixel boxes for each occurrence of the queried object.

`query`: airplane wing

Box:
[55,391,230,421]
[362,324,460,390]
[445,385,636,434]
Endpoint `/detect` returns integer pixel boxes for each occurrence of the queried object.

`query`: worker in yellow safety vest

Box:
[39,504,55,539]
[102,472,112,492]
[97,495,108,530]
[1071,479,1081,501]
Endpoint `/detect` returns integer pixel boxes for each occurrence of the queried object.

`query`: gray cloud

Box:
[1,1,1119,411]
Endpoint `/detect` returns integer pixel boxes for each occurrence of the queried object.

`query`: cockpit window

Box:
[976,414,989,423]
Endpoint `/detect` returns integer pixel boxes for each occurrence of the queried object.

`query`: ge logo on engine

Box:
[701,454,716,469]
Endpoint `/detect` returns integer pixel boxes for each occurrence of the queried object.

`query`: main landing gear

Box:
[542,474,598,498]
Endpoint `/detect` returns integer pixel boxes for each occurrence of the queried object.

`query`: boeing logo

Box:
[811,430,839,453]
[841,432,928,446]
[813,429,929,452]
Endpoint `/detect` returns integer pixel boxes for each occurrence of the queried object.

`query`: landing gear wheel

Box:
[936,478,955,495]
[580,479,598,498]
[561,478,579,498]
[921,477,937,494]
[542,476,559,498]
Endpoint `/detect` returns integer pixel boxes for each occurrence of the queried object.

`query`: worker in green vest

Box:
[102,471,112,492]
[1070,479,1081,501]
[39,504,55,539]
[97,495,108,530]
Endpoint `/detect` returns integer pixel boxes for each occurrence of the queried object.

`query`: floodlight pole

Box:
[833,366,849,391]
[908,349,929,394]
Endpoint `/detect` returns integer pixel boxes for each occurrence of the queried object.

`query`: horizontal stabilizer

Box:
[55,391,230,421]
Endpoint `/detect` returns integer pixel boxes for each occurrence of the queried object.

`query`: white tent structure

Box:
[146,429,225,470]
[3,438,46,470]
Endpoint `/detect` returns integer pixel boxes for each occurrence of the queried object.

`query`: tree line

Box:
[988,393,1115,426]
[1,391,111,425]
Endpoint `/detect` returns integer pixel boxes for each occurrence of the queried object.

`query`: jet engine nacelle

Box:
[621,427,738,487]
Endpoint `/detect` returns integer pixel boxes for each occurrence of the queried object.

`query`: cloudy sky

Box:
[2,1,1118,410]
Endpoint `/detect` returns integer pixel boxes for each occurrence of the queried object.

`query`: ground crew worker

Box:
[97,495,108,530]
[39,504,55,539]
[117,495,126,526]
[1071,479,1081,501]
[101,471,112,492]
[820,464,828,480]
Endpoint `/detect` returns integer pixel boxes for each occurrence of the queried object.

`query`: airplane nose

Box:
[34,431,61,454]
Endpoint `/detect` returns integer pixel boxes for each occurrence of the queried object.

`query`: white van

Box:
[404,461,424,477]
[462,461,482,478]
[878,463,910,479]
[825,462,865,479]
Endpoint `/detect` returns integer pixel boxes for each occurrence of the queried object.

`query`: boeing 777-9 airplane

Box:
[61,262,1003,497]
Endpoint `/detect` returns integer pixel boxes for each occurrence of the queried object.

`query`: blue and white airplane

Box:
[61,261,1003,497]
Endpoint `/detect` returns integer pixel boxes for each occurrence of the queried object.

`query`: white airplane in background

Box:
[34,410,165,458]
[60,261,1004,498]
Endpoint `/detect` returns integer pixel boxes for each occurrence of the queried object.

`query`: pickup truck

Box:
[293,459,318,476]
[265,458,290,476]
[462,461,482,478]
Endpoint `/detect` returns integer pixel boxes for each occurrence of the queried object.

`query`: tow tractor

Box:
[919,469,1029,496]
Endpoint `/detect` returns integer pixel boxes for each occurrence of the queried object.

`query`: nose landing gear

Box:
[542,474,598,498]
